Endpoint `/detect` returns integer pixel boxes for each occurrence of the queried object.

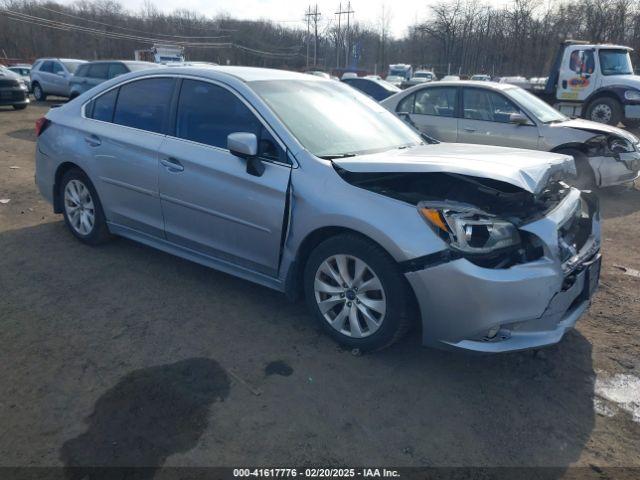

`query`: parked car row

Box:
[35,65,605,354]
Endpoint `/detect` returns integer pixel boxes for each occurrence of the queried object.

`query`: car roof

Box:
[139,66,322,83]
[412,80,517,90]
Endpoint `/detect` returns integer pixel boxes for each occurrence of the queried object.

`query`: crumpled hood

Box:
[333,143,576,195]
[553,118,639,144]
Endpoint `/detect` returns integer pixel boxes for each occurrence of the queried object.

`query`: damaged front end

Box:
[336,165,601,353]
[584,134,640,186]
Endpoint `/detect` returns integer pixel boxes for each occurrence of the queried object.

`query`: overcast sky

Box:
[58,0,511,38]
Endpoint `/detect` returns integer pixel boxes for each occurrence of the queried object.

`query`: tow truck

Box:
[538,40,640,127]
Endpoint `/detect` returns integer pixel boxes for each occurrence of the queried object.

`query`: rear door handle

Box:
[160,157,184,173]
[84,134,101,147]
[463,127,476,132]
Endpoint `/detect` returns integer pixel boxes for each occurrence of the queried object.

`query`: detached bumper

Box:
[588,151,640,187]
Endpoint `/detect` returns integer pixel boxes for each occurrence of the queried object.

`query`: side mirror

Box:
[509,112,529,125]
[227,132,264,177]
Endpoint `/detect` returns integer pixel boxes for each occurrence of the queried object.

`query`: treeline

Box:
[1,0,640,77]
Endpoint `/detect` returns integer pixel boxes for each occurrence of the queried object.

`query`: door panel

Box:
[458,87,540,149]
[158,79,290,276]
[406,87,458,142]
[558,47,598,102]
[158,138,290,276]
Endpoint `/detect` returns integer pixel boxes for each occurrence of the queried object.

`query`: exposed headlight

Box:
[609,136,635,153]
[418,202,521,254]
[18,80,27,90]
[624,90,640,101]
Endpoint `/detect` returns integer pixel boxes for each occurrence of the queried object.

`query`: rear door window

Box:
[88,63,110,79]
[414,88,457,117]
[112,78,175,134]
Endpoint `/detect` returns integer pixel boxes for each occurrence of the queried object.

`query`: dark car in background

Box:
[0,65,29,110]
[341,77,401,101]
[69,60,160,99]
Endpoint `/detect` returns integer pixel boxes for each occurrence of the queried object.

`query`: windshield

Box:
[415,72,432,78]
[62,61,84,73]
[599,49,633,76]
[251,80,422,157]
[389,69,408,77]
[505,87,567,123]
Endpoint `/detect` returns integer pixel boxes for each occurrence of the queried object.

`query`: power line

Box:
[36,5,230,39]
[305,4,321,68]
[1,9,304,59]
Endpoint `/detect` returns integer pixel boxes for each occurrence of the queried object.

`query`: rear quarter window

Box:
[88,89,119,122]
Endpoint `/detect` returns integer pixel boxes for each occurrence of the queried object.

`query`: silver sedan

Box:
[35,67,601,353]
[381,81,640,188]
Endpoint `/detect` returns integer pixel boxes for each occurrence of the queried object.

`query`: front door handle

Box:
[160,157,184,173]
[463,127,476,132]
[84,134,101,147]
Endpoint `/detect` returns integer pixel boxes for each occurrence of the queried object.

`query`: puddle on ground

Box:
[594,373,640,423]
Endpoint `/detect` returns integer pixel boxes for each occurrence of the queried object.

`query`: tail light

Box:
[35,117,50,137]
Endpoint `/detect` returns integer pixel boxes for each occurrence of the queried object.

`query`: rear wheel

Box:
[585,97,622,126]
[304,234,413,352]
[60,169,112,245]
[557,148,596,189]
[33,83,47,102]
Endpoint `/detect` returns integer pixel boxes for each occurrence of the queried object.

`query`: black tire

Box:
[303,233,414,352]
[59,168,112,245]
[32,83,47,102]
[12,104,27,110]
[585,97,622,126]
[557,148,596,189]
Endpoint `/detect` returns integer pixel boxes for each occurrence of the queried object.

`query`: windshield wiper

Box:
[319,153,357,160]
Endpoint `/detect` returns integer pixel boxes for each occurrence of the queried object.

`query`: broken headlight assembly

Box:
[608,136,635,154]
[417,202,521,255]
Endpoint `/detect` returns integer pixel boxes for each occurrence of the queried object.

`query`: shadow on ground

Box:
[59,358,230,479]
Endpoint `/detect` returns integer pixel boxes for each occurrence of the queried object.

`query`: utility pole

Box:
[306,4,321,68]
[344,2,354,68]
[305,5,311,69]
[335,2,342,69]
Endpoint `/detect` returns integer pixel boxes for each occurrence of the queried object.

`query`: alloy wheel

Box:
[314,254,386,338]
[64,179,95,235]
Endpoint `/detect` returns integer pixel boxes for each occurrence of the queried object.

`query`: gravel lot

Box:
[1,101,639,477]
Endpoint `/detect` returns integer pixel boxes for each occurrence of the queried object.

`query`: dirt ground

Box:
[1,101,639,477]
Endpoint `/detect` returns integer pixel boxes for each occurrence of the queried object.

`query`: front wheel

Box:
[304,234,414,352]
[13,104,27,110]
[60,169,112,245]
[585,97,622,126]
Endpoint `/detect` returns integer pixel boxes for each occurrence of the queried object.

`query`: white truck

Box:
[134,44,185,64]
[538,40,640,127]
[388,64,413,81]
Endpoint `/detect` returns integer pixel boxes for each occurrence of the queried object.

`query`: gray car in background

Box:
[30,58,87,101]
[35,67,601,353]
[69,61,160,98]
[7,64,32,92]
[382,81,640,187]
